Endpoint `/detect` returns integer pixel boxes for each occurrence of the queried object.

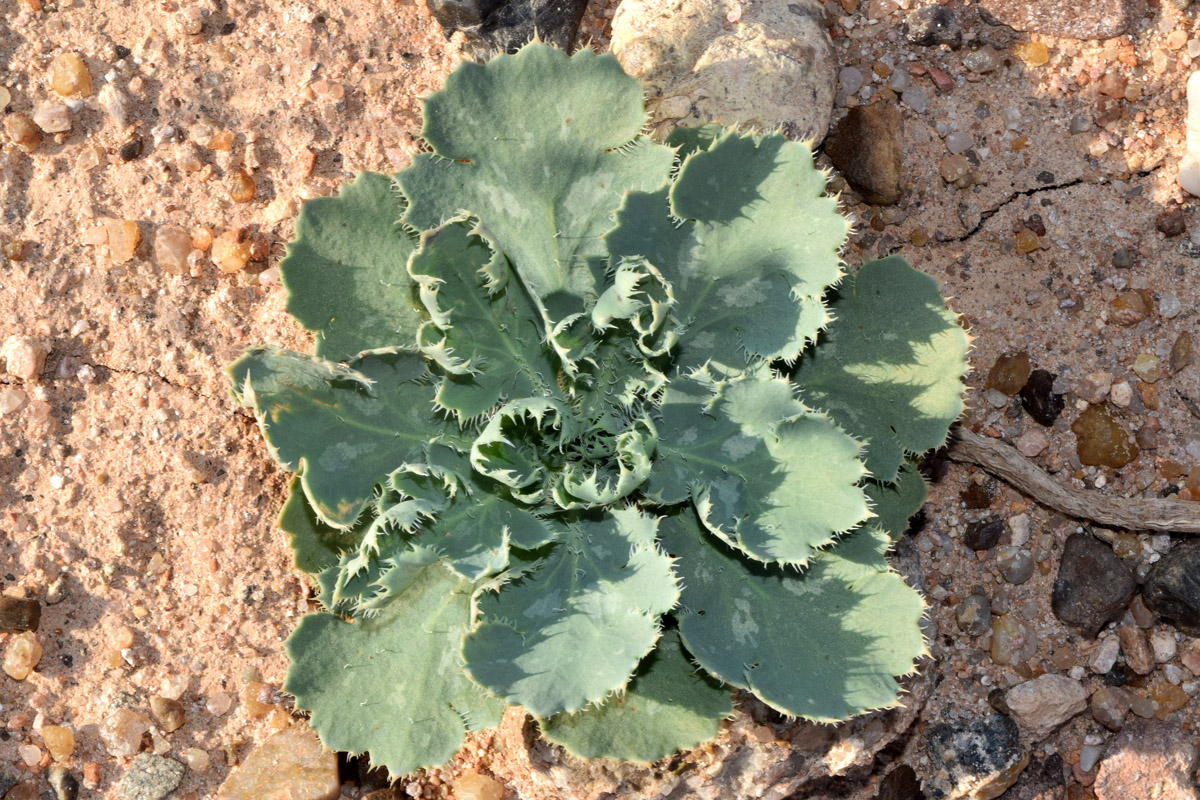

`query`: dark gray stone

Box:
[924,715,1028,800]
[1051,533,1135,637]
[1019,369,1064,426]
[1142,539,1200,635]
[428,0,588,54]
[963,518,1004,550]
[903,4,962,47]
[955,592,992,636]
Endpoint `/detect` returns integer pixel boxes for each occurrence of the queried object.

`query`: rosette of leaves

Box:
[229,44,968,776]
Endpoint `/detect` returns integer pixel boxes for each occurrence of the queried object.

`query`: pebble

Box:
[991,613,1038,665]
[1013,41,1050,68]
[1006,674,1088,739]
[181,748,209,772]
[901,87,928,114]
[939,154,970,183]
[212,230,252,273]
[0,596,41,632]
[995,546,1035,584]
[2,632,42,680]
[956,592,991,636]
[944,131,974,155]
[1009,514,1031,547]
[964,518,1004,550]
[149,696,185,733]
[4,113,43,153]
[1015,429,1048,458]
[97,84,130,128]
[230,169,256,203]
[1077,371,1113,404]
[1109,381,1133,407]
[963,47,1000,74]
[1069,114,1093,134]
[903,4,961,47]
[1,336,48,381]
[1118,624,1155,675]
[49,52,93,98]
[105,220,141,265]
[610,0,837,141]
[206,691,234,716]
[839,66,864,98]
[924,715,1027,800]
[42,726,74,761]
[452,774,507,800]
[1156,207,1187,238]
[32,101,71,133]
[100,708,151,758]
[1182,642,1200,674]
[986,352,1032,395]
[0,387,28,416]
[116,754,185,800]
[0,86,8,111]
[1090,635,1121,673]
[1111,290,1150,326]
[48,766,79,800]
[153,225,192,275]
[1072,405,1138,468]
[119,137,144,162]
[4,783,37,800]
[1133,353,1162,383]
[1091,685,1131,731]
[1052,533,1135,637]
[1094,719,1198,800]
[1170,332,1191,373]
[1142,540,1200,635]
[825,103,905,205]
[214,726,339,800]
[1019,369,1063,426]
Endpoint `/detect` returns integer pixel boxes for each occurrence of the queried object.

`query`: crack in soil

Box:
[945,163,1165,244]
[91,359,251,417]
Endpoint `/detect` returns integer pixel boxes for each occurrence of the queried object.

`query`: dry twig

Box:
[946,427,1200,533]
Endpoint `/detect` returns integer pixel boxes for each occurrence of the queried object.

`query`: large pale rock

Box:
[216,726,339,800]
[1,336,48,381]
[1004,675,1088,740]
[610,0,836,141]
[1094,719,1198,800]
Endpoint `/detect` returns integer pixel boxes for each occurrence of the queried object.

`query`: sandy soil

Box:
[1,0,1199,797]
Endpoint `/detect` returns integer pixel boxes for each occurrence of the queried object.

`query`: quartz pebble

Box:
[105,220,141,265]
[32,101,71,133]
[97,84,130,128]
[206,691,233,716]
[181,748,209,772]
[3,632,43,680]
[212,230,253,273]
[1090,635,1121,674]
[5,113,43,153]
[963,47,1000,73]
[1,336,48,381]
[452,774,507,800]
[215,726,339,800]
[944,131,974,154]
[153,225,192,275]
[49,53,92,98]
[995,546,1035,584]
[1090,685,1131,731]
[100,708,151,758]
[1015,430,1048,458]
[839,66,864,97]
[1111,291,1150,326]
[901,87,928,114]
[149,696,185,733]
[42,726,75,761]
[986,352,1031,396]
[230,169,256,203]
[1072,405,1138,468]
[991,613,1037,665]
[0,387,28,416]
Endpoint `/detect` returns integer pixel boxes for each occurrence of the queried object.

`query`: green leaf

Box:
[661,512,925,722]
[398,44,674,369]
[608,131,847,374]
[279,476,363,574]
[229,346,458,528]
[280,172,423,362]
[793,256,969,482]
[461,507,678,716]
[408,223,563,422]
[285,561,507,776]
[863,462,928,543]
[539,630,732,762]
[469,398,577,503]
[648,372,869,566]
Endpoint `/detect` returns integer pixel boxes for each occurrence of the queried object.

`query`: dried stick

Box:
[946,427,1200,533]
